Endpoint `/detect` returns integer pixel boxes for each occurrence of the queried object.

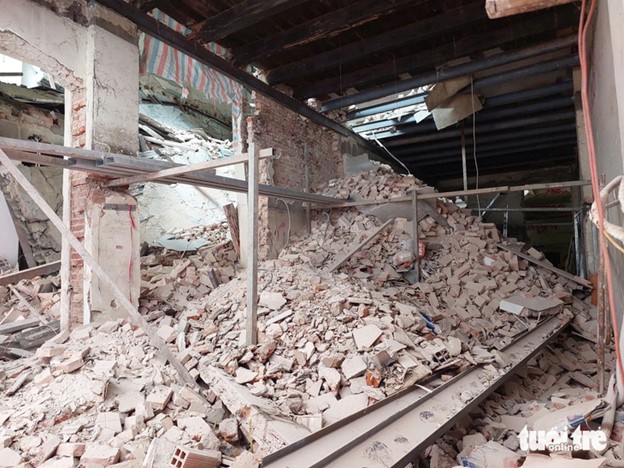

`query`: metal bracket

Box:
[103,203,136,212]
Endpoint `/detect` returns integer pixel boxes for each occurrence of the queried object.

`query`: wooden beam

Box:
[497,244,593,288]
[233,0,423,66]
[297,7,577,100]
[93,0,385,160]
[486,0,575,18]
[106,149,274,187]
[326,219,394,273]
[0,148,197,387]
[0,261,61,287]
[0,317,40,335]
[246,143,259,346]
[190,0,308,41]
[267,2,485,85]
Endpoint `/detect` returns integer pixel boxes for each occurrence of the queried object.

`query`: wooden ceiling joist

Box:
[295,7,577,99]
[232,0,425,66]
[94,0,386,160]
[266,2,486,85]
[189,0,309,41]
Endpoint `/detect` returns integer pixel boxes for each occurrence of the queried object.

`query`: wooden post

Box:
[412,191,420,282]
[460,120,468,193]
[0,148,196,387]
[246,143,258,346]
[223,203,241,257]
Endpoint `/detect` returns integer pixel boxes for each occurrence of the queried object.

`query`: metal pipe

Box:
[352,83,573,133]
[386,112,575,147]
[370,98,574,140]
[486,80,573,107]
[322,35,578,111]
[392,123,576,155]
[390,122,577,151]
[426,153,575,179]
[346,94,428,120]
[404,134,578,164]
[478,206,582,212]
[473,55,579,90]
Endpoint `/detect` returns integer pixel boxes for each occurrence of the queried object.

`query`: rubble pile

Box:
[143,167,599,433]
[0,275,61,360]
[139,114,233,160]
[426,327,618,466]
[0,165,610,467]
[140,224,240,309]
[0,318,251,467]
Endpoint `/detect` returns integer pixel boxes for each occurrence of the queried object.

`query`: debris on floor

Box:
[0,165,615,467]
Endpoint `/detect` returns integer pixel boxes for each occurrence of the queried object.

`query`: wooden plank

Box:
[189,0,308,41]
[0,317,40,335]
[267,3,485,85]
[246,144,259,346]
[8,285,48,325]
[6,370,31,396]
[233,0,422,65]
[326,219,394,273]
[106,149,274,187]
[486,0,575,18]
[223,203,241,257]
[0,148,197,387]
[497,244,593,288]
[0,261,61,287]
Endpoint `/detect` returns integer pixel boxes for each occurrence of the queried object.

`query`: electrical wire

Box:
[470,76,481,215]
[372,135,413,176]
[578,0,624,386]
[605,231,624,256]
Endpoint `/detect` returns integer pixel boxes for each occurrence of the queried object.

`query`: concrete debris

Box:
[0,166,613,465]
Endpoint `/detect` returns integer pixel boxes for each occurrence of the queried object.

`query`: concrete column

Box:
[76,4,140,323]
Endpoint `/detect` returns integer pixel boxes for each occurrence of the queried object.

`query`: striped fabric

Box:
[140,10,244,143]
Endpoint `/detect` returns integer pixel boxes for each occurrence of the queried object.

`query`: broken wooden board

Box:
[0,261,61,287]
[496,244,593,288]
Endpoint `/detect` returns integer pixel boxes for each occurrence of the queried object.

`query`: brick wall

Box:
[249,93,343,190]
[246,92,343,259]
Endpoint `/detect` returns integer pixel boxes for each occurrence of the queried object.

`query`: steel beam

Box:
[321,35,577,111]
[346,93,428,121]
[263,315,570,467]
[93,0,385,160]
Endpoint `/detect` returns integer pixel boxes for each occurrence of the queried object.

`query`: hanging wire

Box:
[372,135,412,176]
[470,76,481,215]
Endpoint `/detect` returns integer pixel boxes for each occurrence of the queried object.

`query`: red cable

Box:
[578,0,624,385]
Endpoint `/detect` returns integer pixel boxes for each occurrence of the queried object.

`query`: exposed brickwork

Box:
[246,93,343,259]
[68,88,87,323]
